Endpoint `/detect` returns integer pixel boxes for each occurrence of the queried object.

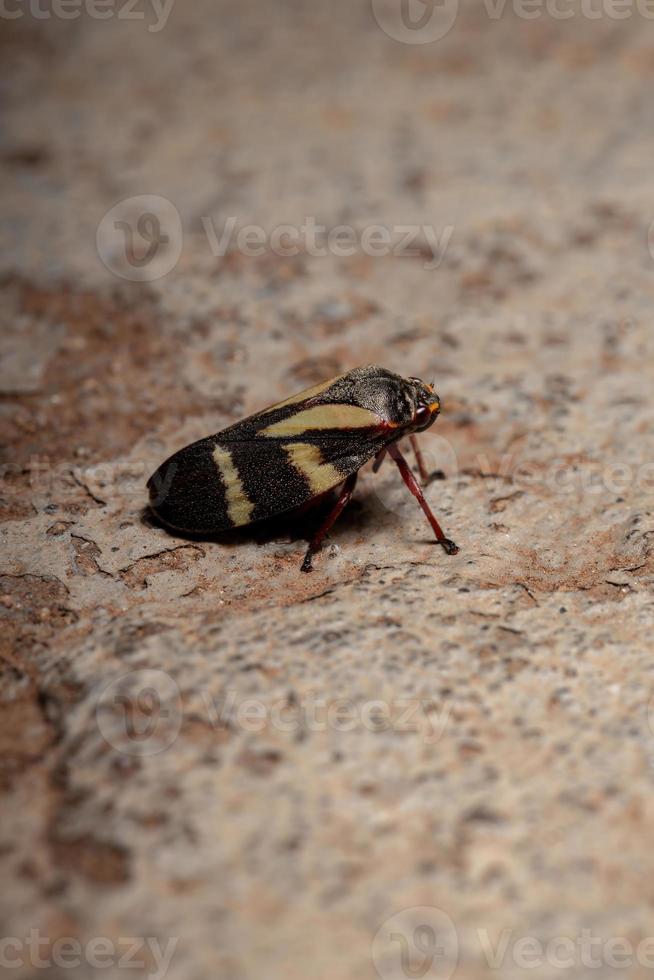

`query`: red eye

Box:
[415,405,432,428]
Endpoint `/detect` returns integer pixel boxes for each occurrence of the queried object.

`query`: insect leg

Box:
[372,448,387,473]
[408,435,431,484]
[301,472,358,572]
[408,434,446,485]
[388,443,459,555]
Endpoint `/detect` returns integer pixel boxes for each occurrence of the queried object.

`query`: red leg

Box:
[409,434,430,484]
[301,472,358,572]
[388,443,458,555]
[409,434,445,484]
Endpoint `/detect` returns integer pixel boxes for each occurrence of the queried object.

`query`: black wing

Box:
[147,367,415,532]
[147,427,387,533]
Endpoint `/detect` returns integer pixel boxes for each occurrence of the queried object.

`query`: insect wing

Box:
[148,368,398,533]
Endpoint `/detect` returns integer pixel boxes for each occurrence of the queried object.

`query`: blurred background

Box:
[2,2,654,979]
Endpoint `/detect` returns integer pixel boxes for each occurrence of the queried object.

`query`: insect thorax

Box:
[321,366,418,426]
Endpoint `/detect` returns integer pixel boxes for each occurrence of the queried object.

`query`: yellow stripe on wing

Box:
[261,403,381,437]
[284,442,344,495]
[212,446,254,526]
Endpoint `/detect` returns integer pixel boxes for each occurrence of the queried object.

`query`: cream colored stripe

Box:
[285,442,344,495]
[262,403,380,437]
[212,446,254,526]
[271,374,344,410]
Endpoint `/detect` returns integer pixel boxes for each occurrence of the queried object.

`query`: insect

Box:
[147,365,458,572]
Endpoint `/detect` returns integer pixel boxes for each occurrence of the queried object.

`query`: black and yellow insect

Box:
[147,365,458,571]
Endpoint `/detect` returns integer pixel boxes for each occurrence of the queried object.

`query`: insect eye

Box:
[414,405,432,427]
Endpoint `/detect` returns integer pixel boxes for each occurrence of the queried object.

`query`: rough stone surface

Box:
[2,3,654,979]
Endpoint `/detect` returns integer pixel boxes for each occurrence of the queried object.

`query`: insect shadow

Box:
[140,489,369,552]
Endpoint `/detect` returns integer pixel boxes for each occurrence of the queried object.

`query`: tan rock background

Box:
[2,2,654,978]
